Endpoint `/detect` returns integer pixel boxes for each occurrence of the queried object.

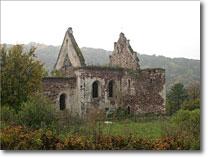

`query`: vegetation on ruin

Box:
[127,69,140,78]
[51,69,64,77]
[83,65,124,71]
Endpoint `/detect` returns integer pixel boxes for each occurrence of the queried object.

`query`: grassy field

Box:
[100,119,167,139]
[58,117,169,140]
[1,112,200,150]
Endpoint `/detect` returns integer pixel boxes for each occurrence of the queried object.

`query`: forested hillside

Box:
[2,43,200,90]
[33,44,200,89]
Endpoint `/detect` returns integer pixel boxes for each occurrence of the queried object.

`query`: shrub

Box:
[182,98,200,110]
[0,125,199,150]
[17,94,57,129]
[113,107,129,120]
[0,125,62,150]
[164,109,200,150]
[1,106,17,123]
[171,109,200,135]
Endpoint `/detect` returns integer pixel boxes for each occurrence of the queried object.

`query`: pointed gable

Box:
[55,27,85,70]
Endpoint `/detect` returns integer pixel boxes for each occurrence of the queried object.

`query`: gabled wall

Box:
[55,27,85,70]
[110,33,140,70]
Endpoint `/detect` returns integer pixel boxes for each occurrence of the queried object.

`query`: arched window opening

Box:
[92,81,99,98]
[108,80,114,97]
[59,93,66,110]
[127,106,130,114]
[128,79,131,89]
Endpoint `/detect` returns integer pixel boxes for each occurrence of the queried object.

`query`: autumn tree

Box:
[0,44,45,110]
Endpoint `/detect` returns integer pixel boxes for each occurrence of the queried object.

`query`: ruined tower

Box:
[110,33,140,70]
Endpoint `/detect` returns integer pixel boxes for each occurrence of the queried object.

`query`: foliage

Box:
[0,106,17,123]
[166,83,188,115]
[164,109,200,150]
[0,125,61,150]
[186,82,200,100]
[182,82,200,110]
[0,110,200,150]
[114,107,129,120]
[17,94,57,129]
[42,68,49,77]
[51,69,63,77]
[170,109,200,137]
[0,124,199,150]
[0,45,45,110]
[182,98,200,110]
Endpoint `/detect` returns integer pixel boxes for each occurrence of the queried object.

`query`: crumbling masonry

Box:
[43,27,166,118]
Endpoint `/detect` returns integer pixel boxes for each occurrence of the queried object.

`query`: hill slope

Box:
[3,43,200,90]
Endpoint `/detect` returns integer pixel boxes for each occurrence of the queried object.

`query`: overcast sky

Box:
[1,1,200,59]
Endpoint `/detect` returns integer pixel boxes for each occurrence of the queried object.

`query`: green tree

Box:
[167,83,188,115]
[0,45,45,110]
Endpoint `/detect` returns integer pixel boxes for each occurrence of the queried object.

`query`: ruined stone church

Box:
[43,27,166,117]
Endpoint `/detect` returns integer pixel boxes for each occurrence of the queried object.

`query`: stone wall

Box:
[73,67,165,116]
[43,67,165,117]
[122,68,166,114]
[42,77,80,115]
[75,67,124,116]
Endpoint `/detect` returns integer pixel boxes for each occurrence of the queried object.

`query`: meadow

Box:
[57,116,168,141]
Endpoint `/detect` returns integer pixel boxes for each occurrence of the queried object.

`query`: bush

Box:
[17,94,57,129]
[0,125,62,150]
[182,98,200,110]
[171,109,200,135]
[0,125,199,150]
[1,106,17,123]
[164,109,200,150]
[113,107,129,120]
